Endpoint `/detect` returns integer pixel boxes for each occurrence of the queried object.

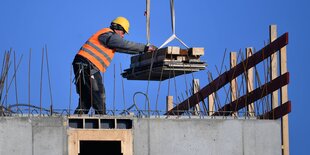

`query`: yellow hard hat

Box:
[112,16,130,33]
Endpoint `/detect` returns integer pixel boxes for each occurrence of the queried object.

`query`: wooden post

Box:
[208,93,215,116]
[270,25,279,109]
[280,41,290,155]
[207,73,215,116]
[193,79,200,115]
[166,96,173,112]
[246,47,255,116]
[230,52,238,116]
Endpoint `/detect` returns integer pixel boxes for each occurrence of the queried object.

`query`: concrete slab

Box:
[133,118,281,155]
[0,116,281,155]
[0,117,67,155]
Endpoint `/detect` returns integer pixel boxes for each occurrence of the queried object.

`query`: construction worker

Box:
[72,16,157,115]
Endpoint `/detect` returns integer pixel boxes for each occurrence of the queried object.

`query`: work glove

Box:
[147,45,158,52]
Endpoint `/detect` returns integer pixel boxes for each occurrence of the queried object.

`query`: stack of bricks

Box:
[121,46,207,81]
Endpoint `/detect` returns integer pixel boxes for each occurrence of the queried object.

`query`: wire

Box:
[133,91,151,117]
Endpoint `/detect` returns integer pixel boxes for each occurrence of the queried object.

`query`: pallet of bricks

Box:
[122,46,207,81]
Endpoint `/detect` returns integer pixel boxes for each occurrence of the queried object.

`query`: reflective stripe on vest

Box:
[86,41,112,62]
[77,28,116,72]
[80,46,108,69]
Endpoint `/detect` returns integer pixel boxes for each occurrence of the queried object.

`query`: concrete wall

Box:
[0,117,67,155]
[0,117,281,155]
[133,118,281,155]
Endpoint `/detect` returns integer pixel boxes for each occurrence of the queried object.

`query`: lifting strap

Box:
[146,0,151,45]
[159,0,189,49]
[145,0,189,48]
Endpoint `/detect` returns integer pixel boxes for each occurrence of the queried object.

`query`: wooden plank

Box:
[166,96,173,112]
[246,47,255,116]
[230,52,238,116]
[130,55,167,68]
[130,50,166,63]
[176,56,186,61]
[122,66,202,81]
[179,49,188,55]
[130,47,202,67]
[208,72,215,116]
[166,46,181,54]
[165,32,289,115]
[258,101,291,119]
[280,44,290,155]
[189,47,204,56]
[130,46,180,63]
[193,79,200,115]
[208,93,215,116]
[212,72,290,116]
[270,25,279,109]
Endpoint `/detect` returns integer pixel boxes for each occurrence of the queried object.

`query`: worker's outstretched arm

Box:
[99,32,150,54]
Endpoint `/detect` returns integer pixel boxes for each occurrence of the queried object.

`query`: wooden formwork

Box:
[122,46,207,81]
[164,25,290,155]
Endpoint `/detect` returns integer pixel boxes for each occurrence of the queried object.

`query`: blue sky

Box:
[1,0,309,154]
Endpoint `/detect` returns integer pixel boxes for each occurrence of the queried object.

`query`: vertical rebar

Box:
[2,51,22,113]
[69,65,72,116]
[0,51,10,109]
[28,49,31,116]
[14,51,19,111]
[5,68,8,111]
[145,50,157,111]
[5,50,11,111]
[155,64,165,113]
[120,63,126,114]
[182,66,191,114]
[40,48,44,116]
[45,45,53,115]
[113,64,116,115]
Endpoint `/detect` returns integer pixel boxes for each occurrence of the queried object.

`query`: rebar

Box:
[40,48,44,116]
[45,45,53,115]
[28,49,31,116]
[120,63,126,113]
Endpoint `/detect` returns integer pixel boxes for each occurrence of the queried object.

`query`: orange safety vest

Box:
[78,28,116,72]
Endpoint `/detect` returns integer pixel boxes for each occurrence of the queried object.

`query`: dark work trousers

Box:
[72,55,106,115]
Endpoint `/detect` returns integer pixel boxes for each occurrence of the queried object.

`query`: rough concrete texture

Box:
[133,118,281,155]
[0,117,67,155]
[0,116,281,155]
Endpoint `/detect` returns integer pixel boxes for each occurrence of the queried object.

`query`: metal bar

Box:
[45,45,53,116]
[120,63,126,114]
[1,54,23,108]
[258,101,291,119]
[212,72,289,116]
[40,48,44,116]
[69,65,72,116]
[0,51,10,106]
[165,33,288,115]
[14,51,19,111]
[28,49,31,116]
[113,64,116,115]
